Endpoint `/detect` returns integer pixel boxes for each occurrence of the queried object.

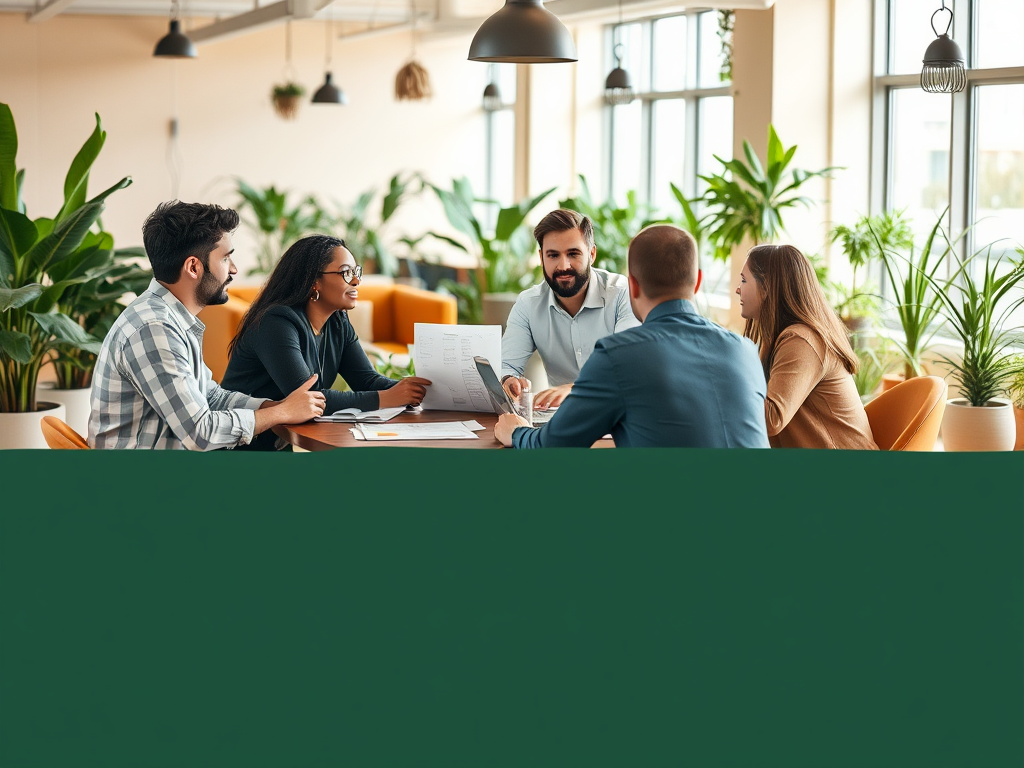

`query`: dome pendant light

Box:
[482,82,503,111]
[154,0,197,59]
[920,0,966,93]
[604,0,634,106]
[468,0,577,64]
[312,14,347,104]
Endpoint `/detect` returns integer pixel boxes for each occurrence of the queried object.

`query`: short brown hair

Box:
[533,209,595,251]
[627,225,699,298]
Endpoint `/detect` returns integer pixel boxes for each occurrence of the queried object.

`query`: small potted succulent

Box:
[271,82,306,120]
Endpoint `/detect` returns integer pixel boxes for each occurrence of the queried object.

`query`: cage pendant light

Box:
[604,0,634,106]
[921,0,966,93]
[312,14,347,104]
[154,0,197,58]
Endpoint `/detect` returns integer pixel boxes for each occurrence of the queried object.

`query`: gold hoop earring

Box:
[311,289,320,302]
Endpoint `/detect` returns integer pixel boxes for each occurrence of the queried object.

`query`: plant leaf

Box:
[56,113,106,223]
[0,282,42,311]
[0,103,18,212]
[0,327,33,362]
[28,310,101,354]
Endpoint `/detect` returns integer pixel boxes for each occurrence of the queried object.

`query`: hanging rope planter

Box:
[272,21,306,119]
[395,0,432,100]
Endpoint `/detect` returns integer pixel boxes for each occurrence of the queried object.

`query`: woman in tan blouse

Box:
[736,244,878,449]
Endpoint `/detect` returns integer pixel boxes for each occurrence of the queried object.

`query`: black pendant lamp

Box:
[482,82,502,111]
[312,15,347,104]
[468,0,577,63]
[154,0,197,59]
[604,0,634,106]
[920,0,966,93]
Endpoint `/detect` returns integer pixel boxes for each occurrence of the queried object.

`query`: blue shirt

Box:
[511,299,769,449]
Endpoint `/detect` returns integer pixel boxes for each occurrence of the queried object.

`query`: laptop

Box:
[473,356,558,425]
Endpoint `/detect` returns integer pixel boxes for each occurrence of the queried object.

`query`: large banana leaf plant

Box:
[421,177,554,324]
[0,104,132,412]
[695,124,838,261]
[335,173,416,277]
[234,179,333,276]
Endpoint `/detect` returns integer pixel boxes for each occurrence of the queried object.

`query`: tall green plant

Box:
[335,173,416,277]
[0,105,132,412]
[874,213,959,380]
[696,125,837,261]
[424,177,554,324]
[925,246,1024,407]
[234,179,332,276]
[558,174,666,274]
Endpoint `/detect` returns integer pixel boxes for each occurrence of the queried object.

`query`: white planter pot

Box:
[0,401,67,450]
[36,383,91,438]
[482,292,521,332]
[940,398,1016,452]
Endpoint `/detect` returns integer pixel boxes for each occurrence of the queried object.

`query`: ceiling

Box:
[0,0,774,43]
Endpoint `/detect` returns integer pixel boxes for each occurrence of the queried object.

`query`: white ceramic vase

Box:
[0,401,67,450]
[940,398,1016,452]
[36,383,92,438]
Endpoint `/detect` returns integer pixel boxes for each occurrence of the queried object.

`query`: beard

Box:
[544,263,591,299]
[197,270,232,307]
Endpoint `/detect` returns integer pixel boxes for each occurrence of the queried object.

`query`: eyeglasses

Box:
[320,266,362,285]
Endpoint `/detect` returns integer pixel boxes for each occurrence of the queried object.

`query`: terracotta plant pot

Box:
[1014,405,1024,451]
[940,397,1016,452]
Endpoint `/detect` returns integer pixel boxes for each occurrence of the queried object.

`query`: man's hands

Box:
[533,383,572,409]
[502,376,531,399]
[254,374,326,434]
[494,412,530,447]
[378,376,432,408]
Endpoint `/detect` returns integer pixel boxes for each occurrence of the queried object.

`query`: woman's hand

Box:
[378,376,432,408]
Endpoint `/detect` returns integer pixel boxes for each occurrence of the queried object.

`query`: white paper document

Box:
[355,422,479,441]
[413,323,502,413]
[314,406,407,423]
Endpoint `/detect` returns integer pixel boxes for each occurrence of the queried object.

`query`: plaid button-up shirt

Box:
[89,279,267,450]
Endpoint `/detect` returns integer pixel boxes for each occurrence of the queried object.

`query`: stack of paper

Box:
[353,421,484,441]
[314,406,407,423]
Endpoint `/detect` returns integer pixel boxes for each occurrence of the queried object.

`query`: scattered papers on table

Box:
[352,422,481,441]
[314,406,407,423]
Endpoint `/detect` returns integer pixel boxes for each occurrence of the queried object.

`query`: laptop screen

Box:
[473,356,516,415]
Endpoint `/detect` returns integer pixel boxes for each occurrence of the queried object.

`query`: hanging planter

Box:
[395,0,431,101]
[272,82,306,119]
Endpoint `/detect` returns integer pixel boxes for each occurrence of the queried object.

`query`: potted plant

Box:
[829,209,913,334]
[38,245,151,436]
[927,245,1024,451]
[422,177,554,326]
[1005,354,1024,450]
[874,213,960,384]
[335,173,416,277]
[271,82,305,120]
[694,124,838,263]
[0,105,132,448]
[234,179,332,276]
[852,334,902,403]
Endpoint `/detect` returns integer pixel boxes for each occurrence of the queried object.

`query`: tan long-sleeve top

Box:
[764,324,878,449]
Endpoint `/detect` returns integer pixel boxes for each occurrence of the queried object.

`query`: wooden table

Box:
[273,410,506,451]
[273,410,615,451]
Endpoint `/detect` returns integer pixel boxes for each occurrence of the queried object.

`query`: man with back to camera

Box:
[89,200,326,449]
[499,208,639,409]
[494,224,770,449]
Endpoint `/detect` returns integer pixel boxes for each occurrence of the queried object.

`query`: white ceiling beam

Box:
[27,0,77,23]
[187,0,333,44]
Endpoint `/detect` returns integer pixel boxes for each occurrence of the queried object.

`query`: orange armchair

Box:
[354,283,457,357]
[864,375,947,451]
[197,294,252,382]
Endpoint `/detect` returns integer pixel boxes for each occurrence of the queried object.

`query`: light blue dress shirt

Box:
[511,299,770,449]
[500,268,640,387]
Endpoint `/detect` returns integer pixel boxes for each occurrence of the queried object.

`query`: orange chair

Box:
[354,283,458,356]
[864,375,947,451]
[40,415,90,449]
[197,295,252,382]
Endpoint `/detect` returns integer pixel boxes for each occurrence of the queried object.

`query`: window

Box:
[607,11,733,294]
[480,63,517,230]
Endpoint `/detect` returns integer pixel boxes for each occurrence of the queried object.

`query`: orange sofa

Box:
[197,282,456,382]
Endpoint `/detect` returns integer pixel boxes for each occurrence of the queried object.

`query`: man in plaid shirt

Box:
[89,201,326,449]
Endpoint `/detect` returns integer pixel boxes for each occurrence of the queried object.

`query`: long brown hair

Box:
[742,244,857,376]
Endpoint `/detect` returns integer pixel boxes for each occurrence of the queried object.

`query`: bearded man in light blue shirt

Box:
[500,209,639,409]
